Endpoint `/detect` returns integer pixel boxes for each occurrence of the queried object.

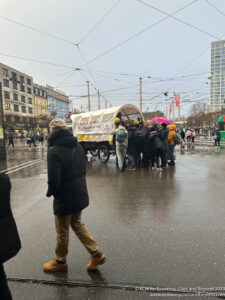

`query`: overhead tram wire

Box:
[76,45,112,107]
[0,53,76,69]
[78,0,123,44]
[206,0,225,17]
[79,0,198,67]
[55,71,76,88]
[136,0,219,40]
[0,15,77,46]
[44,70,75,82]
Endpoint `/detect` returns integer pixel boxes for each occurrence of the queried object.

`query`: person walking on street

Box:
[38,133,45,150]
[29,135,37,148]
[213,128,221,147]
[44,118,105,272]
[113,121,128,172]
[0,172,21,300]
[168,124,176,165]
[8,133,14,149]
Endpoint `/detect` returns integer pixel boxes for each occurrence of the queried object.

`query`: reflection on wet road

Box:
[4,147,225,299]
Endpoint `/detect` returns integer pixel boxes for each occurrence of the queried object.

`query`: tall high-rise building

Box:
[210,40,225,112]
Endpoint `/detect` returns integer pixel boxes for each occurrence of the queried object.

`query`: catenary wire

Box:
[136,0,219,39]
[79,0,198,67]
[0,15,77,46]
[205,0,225,17]
[0,53,76,69]
[78,0,123,44]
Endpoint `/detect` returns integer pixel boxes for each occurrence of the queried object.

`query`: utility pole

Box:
[98,89,100,110]
[139,77,142,113]
[87,81,90,112]
[0,82,7,171]
[105,99,107,108]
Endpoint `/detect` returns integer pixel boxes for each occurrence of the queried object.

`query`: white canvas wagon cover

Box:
[71,104,143,142]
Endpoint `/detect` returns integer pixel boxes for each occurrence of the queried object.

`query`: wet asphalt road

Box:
[3,144,225,299]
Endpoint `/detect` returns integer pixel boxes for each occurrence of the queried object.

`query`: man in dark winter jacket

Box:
[0,173,21,299]
[44,118,105,272]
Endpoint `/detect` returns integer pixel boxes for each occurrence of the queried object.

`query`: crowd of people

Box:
[112,118,180,172]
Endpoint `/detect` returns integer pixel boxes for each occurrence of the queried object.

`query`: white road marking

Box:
[0,159,42,173]
[5,160,43,174]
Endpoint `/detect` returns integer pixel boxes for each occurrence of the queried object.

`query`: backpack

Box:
[116,128,127,143]
[174,133,181,145]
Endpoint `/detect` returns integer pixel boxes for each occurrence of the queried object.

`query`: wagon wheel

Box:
[90,148,99,157]
[98,145,110,163]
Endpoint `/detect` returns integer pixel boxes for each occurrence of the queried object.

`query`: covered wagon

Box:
[71,104,144,163]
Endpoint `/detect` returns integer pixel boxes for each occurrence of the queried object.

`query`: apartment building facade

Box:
[33,83,48,117]
[46,85,70,121]
[210,40,225,112]
[0,63,35,128]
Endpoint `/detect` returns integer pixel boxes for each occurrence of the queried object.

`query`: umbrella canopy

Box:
[151,117,172,124]
[219,115,225,122]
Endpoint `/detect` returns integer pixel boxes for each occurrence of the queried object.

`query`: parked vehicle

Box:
[71,104,144,163]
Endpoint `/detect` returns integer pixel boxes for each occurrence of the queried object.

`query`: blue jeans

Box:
[116,145,127,170]
[168,145,175,161]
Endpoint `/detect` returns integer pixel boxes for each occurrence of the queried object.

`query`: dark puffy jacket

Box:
[127,126,137,154]
[159,127,169,150]
[47,129,89,216]
[146,132,166,157]
[0,173,21,264]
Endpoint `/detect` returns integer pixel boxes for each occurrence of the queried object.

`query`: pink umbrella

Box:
[151,117,172,124]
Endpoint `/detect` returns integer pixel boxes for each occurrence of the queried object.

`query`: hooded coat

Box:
[0,173,21,264]
[47,129,89,216]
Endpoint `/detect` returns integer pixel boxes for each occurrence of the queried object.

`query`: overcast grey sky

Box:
[0,0,225,116]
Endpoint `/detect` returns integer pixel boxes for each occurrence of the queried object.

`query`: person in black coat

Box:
[159,123,169,167]
[44,119,105,272]
[147,125,166,170]
[0,173,21,300]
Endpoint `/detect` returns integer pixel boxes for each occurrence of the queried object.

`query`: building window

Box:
[13,81,17,90]
[21,106,26,113]
[28,97,32,104]
[20,75,24,84]
[3,68,9,77]
[12,72,17,81]
[14,104,19,112]
[20,85,25,92]
[6,115,11,122]
[28,107,33,114]
[13,93,18,101]
[27,78,31,86]
[4,91,10,99]
[21,95,26,103]
[27,87,32,94]
[4,103,10,110]
[3,79,9,87]
[14,116,20,123]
